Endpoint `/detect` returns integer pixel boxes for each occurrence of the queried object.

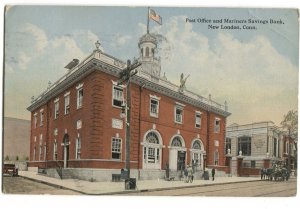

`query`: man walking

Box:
[212,168,215,181]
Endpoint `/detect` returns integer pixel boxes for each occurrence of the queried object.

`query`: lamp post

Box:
[118,59,141,189]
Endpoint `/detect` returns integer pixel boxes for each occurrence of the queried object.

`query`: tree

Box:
[281,110,298,174]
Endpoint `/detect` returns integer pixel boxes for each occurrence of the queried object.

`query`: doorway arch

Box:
[142,129,163,170]
[169,135,186,171]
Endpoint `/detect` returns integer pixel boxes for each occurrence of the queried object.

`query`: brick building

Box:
[27,33,230,181]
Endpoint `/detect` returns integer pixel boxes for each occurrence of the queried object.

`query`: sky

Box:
[3,5,299,126]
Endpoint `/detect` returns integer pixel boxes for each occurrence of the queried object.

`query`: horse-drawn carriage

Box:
[261,161,289,181]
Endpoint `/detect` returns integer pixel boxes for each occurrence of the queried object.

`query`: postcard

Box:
[2,4,298,206]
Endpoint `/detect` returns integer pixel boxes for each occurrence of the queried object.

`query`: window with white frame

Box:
[195,112,202,128]
[53,140,57,160]
[214,118,220,133]
[112,85,123,107]
[40,110,44,126]
[39,134,43,161]
[143,131,160,164]
[192,141,201,166]
[64,93,70,115]
[33,136,37,160]
[44,143,46,161]
[76,137,81,159]
[111,138,121,159]
[214,150,219,165]
[150,97,159,117]
[175,106,183,124]
[77,88,83,109]
[54,99,59,119]
[33,145,36,161]
[34,113,37,128]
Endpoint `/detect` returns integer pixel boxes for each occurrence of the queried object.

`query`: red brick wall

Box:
[28,67,227,170]
[240,167,260,176]
[207,112,226,167]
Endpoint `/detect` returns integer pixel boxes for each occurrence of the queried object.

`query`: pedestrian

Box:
[184,167,188,183]
[187,165,194,183]
[212,168,215,181]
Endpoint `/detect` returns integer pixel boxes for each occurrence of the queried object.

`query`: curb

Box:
[99,179,263,195]
[19,175,87,195]
[19,174,263,195]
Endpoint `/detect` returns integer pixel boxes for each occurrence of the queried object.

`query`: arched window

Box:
[214,150,219,165]
[145,47,149,57]
[143,131,162,169]
[192,141,201,149]
[53,140,57,160]
[171,136,182,147]
[146,132,159,144]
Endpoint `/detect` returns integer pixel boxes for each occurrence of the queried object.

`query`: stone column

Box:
[263,158,271,169]
[237,156,244,177]
[225,154,233,176]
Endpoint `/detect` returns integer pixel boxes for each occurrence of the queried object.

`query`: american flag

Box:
[149,9,162,25]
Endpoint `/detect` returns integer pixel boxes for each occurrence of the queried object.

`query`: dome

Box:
[138,33,157,47]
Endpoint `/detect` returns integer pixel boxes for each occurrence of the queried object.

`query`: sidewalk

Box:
[18,171,261,195]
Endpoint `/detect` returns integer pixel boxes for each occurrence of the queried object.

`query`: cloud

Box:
[152,16,298,125]
[72,30,103,52]
[5,23,49,72]
[4,23,102,120]
[111,34,132,48]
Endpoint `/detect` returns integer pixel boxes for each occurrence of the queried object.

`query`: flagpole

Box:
[147,7,150,34]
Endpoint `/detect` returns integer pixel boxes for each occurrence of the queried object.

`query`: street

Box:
[123,177,297,197]
[2,175,297,196]
[2,176,81,195]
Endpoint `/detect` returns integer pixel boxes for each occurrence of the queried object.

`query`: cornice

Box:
[28,56,231,117]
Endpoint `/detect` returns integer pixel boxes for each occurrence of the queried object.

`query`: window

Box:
[251,161,256,168]
[53,141,57,160]
[195,112,201,128]
[144,131,160,164]
[192,141,201,150]
[34,113,37,128]
[214,150,219,165]
[285,141,289,154]
[192,141,201,166]
[54,100,59,119]
[214,118,220,133]
[150,99,159,117]
[273,138,278,157]
[237,136,251,156]
[33,145,36,161]
[175,107,183,123]
[171,136,183,147]
[146,47,149,57]
[39,134,43,161]
[64,94,70,115]
[112,85,123,107]
[40,111,44,126]
[76,138,81,159]
[77,88,83,109]
[111,138,121,160]
[225,138,231,154]
[44,144,46,161]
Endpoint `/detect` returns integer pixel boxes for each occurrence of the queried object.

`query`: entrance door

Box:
[63,145,69,168]
[177,151,186,171]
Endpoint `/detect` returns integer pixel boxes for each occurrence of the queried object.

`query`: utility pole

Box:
[118,59,141,187]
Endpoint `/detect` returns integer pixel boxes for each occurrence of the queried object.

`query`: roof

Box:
[27,46,231,117]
